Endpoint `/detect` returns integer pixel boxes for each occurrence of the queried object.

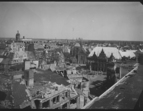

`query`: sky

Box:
[0,2,143,41]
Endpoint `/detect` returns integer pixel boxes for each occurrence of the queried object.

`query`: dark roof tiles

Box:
[12,81,29,108]
[34,70,70,86]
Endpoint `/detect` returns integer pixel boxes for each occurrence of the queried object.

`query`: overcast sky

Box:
[0,2,143,41]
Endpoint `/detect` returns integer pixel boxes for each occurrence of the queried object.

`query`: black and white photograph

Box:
[0,1,143,109]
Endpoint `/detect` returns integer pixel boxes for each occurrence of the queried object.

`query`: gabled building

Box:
[70,42,87,64]
[89,47,122,60]
[87,47,122,77]
[0,66,80,109]
[87,49,108,73]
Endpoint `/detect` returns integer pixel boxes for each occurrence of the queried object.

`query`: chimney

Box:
[24,69,34,87]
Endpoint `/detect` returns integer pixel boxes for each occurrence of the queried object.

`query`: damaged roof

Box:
[0,53,14,65]
[26,51,36,60]
[12,80,30,108]
[34,69,70,86]
[0,44,7,50]
[0,74,13,109]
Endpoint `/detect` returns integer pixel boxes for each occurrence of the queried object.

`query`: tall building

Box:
[16,30,21,41]
[70,42,87,64]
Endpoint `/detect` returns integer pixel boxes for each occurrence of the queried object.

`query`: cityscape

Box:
[0,2,143,109]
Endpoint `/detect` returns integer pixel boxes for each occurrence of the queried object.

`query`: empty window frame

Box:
[65,91,68,98]
[42,100,50,108]
[53,97,57,104]
[57,96,60,103]
[34,100,41,109]
[62,103,68,109]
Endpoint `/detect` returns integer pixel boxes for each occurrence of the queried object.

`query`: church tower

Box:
[16,30,21,41]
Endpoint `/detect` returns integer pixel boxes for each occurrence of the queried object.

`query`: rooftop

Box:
[83,64,143,109]
[119,50,136,58]
[12,80,30,108]
[0,74,13,108]
[0,44,7,50]
[34,69,70,86]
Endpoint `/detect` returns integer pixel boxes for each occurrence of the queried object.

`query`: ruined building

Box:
[0,61,80,109]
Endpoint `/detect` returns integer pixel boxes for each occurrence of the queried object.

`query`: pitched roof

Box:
[89,47,122,59]
[98,49,107,59]
[0,44,7,50]
[12,81,29,108]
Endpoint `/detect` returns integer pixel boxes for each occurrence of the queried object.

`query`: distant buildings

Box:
[0,30,142,109]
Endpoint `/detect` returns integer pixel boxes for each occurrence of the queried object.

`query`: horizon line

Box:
[0,37,143,42]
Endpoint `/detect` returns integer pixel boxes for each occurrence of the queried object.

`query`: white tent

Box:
[119,50,136,58]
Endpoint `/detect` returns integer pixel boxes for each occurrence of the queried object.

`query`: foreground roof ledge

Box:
[83,64,143,109]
